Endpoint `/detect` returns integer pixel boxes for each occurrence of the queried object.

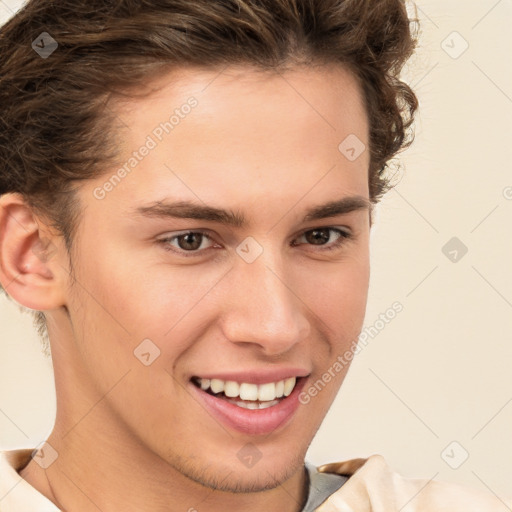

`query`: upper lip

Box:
[191,368,310,385]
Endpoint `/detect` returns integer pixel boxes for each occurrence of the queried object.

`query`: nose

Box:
[218,249,311,356]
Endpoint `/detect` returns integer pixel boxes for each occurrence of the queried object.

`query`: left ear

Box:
[0,192,67,312]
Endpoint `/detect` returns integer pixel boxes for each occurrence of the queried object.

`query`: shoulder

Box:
[314,454,511,512]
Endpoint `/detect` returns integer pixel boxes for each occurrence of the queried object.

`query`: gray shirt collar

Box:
[301,461,348,512]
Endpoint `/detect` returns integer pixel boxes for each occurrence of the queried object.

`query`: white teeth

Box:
[224,381,240,398]
[230,398,280,410]
[210,378,224,394]
[239,383,259,401]
[283,377,296,397]
[258,382,275,401]
[256,400,278,409]
[195,376,298,402]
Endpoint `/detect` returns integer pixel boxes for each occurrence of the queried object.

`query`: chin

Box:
[171,448,307,494]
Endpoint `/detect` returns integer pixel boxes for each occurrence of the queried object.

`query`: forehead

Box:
[85,64,370,220]
[116,63,368,141]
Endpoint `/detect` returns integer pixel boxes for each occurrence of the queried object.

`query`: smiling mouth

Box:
[191,376,299,410]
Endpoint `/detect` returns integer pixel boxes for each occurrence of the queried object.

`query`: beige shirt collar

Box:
[0,448,59,511]
[316,455,511,511]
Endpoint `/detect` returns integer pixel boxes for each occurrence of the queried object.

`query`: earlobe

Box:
[0,193,66,311]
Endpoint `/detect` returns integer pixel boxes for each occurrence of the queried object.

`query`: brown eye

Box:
[176,232,204,251]
[293,227,352,251]
[158,230,215,255]
[304,228,331,245]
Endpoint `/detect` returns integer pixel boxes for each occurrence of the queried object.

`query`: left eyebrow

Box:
[130,195,371,229]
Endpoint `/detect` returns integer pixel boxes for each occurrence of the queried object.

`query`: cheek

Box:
[73,239,193,334]
[296,254,370,327]
[74,249,229,376]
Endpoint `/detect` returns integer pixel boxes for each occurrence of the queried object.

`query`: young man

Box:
[0,1,509,511]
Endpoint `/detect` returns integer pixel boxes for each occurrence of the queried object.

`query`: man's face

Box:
[55,64,370,491]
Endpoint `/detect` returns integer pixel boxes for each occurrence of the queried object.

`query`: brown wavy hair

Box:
[0,0,419,354]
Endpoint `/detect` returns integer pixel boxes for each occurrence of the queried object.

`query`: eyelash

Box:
[157,227,353,258]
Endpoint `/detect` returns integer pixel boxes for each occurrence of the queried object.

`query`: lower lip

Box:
[191,378,307,436]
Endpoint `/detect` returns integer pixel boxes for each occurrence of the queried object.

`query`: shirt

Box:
[0,448,510,511]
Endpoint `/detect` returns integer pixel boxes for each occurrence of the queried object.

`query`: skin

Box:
[0,63,371,512]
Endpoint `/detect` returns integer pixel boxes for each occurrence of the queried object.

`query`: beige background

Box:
[1,0,511,502]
